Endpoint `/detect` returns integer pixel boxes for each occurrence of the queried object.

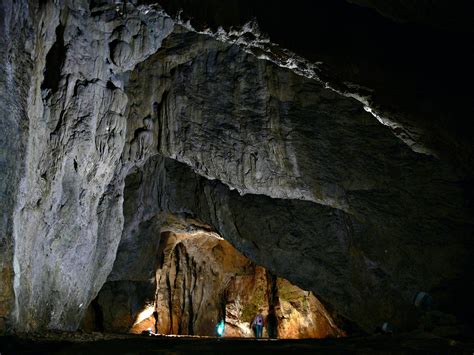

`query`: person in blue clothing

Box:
[251,310,264,338]
[215,319,225,337]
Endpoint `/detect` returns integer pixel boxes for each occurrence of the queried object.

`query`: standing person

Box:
[251,310,264,338]
[215,319,225,337]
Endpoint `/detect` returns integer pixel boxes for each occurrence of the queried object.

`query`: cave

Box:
[78,159,344,339]
[1,0,474,353]
[82,226,344,338]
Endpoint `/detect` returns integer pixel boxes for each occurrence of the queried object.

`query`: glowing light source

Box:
[216,320,225,337]
[133,305,155,326]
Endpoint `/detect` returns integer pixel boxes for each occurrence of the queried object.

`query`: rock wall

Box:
[161,0,474,172]
[0,0,33,333]
[137,155,473,332]
[121,26,473,330]
[154,232,343,338]
[89,230,343,338]
[0,0,472,335]
[10,0,174,331]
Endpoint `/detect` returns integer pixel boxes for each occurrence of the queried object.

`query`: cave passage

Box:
[81,229,344,339]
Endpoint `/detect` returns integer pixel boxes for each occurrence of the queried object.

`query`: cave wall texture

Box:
[86,230,343,338]
[151,232,343,338]
[0,0,473,335]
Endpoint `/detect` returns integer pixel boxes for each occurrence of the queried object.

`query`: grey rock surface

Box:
[0,0,33,333]
[10,1,174,331]
[138,155,472,332]
[0,0,472,335]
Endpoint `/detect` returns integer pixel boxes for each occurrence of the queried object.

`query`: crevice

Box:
[108,39,122,66]
[73,78,101,97]
[266,270,279,338]
[90,298,104,332]
[50,108,66,139]
[156,91,169,153]
[41,24,66,98]
[165,273,173,333]
[106,80,118,90]
[187,272,194,334]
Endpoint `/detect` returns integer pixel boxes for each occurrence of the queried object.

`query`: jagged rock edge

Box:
[173,15,436,158]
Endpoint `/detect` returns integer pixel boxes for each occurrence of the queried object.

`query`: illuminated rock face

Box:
[154,232,343,338]
[85,230,343,338]
[1,0,473,335]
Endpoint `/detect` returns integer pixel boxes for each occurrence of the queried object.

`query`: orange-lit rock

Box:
[88,229,344,338]
[276,279,344,338]
[149,231,344,338]
[129,305,157,334]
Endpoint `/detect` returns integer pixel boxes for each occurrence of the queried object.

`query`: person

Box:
[215,319,225,337]
[251,310,264,338]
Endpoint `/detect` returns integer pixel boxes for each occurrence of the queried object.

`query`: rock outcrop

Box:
[0,0,472,336]
[0,0,33,332]
[161,0,474,171]
[7,1,178,332]
[85,230,343,338]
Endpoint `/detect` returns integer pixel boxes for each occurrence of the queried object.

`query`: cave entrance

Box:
[82,224,344,339]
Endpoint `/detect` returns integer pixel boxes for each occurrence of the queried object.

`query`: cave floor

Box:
[1,332,473,355]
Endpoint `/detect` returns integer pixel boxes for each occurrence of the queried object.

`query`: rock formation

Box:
[0,0,473,337]
[83,230,343,338]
